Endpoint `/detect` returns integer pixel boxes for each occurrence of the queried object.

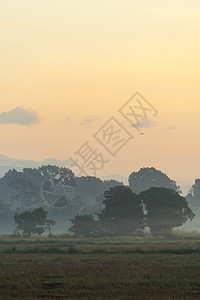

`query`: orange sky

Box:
[0,0,200,184]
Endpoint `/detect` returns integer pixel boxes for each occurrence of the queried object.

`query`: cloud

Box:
[131,117,158,129]
[0,106,41,126]
[81,115,99,125]
[167,126,176,130]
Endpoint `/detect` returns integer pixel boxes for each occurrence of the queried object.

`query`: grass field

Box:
[0,234,200,299]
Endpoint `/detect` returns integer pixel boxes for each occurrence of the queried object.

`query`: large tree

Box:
[139,187,195,236]
[129,167,181,194]
[98,186,145,236]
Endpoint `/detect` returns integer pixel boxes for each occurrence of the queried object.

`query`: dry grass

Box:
[0,236,200,299]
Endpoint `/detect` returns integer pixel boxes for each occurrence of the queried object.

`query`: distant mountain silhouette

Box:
[0,154,70,178]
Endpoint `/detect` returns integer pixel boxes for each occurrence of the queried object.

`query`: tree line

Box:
[14,186,194,237]
[0,165,199,235]
[69,186,194,237]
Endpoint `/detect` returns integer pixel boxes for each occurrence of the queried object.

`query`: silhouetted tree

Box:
[0,165,76,210]
[129,167,181,194]
[139,187,195,236]
[98,186,145,236]
[45,219,56,236]
[14,207,48,237]
[75,176,104,198]
[69,214,97,237]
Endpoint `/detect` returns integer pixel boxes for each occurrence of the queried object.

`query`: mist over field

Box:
[0,164,199,235]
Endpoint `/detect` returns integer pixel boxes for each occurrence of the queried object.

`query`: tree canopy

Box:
[14,207,55,237]
[69,186,194,237]
[98,186,145,236]
[68,214,97,237]
[129,167,181,194]
[139,187,195,235]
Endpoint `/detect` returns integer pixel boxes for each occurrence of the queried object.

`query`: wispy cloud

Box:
[81,115,99,125]
[0,106,41,126]
[132,117,158,129]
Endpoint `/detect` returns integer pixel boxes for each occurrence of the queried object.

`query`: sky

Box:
[0,0,200,187]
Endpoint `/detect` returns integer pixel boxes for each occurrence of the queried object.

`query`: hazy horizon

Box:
[0,154,193,196]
